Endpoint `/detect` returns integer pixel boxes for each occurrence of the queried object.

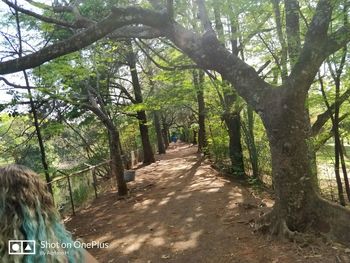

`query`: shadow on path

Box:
[65,143,344,263]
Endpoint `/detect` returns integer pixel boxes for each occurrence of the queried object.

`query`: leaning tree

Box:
[1,0,350,243]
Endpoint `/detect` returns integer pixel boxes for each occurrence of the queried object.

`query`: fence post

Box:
[66,174,75,216]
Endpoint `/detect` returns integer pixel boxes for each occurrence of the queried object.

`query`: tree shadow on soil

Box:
[65,144,344,263]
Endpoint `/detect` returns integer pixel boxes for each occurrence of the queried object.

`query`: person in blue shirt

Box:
[171,132,178,143]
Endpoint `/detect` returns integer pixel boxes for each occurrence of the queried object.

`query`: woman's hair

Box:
[0,164,83,263]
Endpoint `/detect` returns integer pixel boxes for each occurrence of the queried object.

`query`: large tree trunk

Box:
[257,89,350,244]
[214,6,245,176]
[85,97,128,196]
[126,39,155,164]
[263,97,315,230]
[160,115,170,148]
[197,91,206,152]
[162,127,169,148]
[109,128,128,196]
[221,86,245,177]
[193,70,207,153]
[223,112,245,177]
[246,106,259,178]
[154,111,166,154]
[137,110,155,164]
[192,130,197,145]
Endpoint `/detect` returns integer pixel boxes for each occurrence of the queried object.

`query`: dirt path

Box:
[66,143,349,263]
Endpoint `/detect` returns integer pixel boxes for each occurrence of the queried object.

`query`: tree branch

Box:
[135,40,199,71]
[2,0,77,28]
[311,88,350,136]
[167,0,174,20]
[197,0,214,32]
[0,6,271,111]
[323,24,350,58]
[52,3,95,27]
[287,0,334,91]
[0,76,36,89]
[110,82,137,104]
[166,23,272,110]
[109,26,164,39]
[284,0,301,66]
[0,7,169,75]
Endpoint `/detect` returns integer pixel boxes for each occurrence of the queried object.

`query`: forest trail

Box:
[66,143,349,263]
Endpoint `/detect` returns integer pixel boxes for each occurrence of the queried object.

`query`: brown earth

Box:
[65,143,350,263]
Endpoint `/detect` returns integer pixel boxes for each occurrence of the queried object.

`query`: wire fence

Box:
[49,148,148,216]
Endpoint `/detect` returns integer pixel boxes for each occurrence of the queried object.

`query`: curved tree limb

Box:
[0,6,271,111]
[0,7,170,75]
[324,24,350,58]
[287,0,335,91]
[1,2,349,113]
[0,76,36,89]
[134,39,199,71]
[2,0,77,28]
[109,26,164,39]
[311,88,350,137]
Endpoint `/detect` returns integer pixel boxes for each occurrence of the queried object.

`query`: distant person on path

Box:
[171,132,178,143]
[0,164,98,263]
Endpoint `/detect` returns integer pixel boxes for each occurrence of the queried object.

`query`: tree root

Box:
[312,196,350,245]
[255,196,350,246]
[255,211,309,243]
[256,211,294,240]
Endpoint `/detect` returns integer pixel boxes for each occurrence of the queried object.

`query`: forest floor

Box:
[66,143,350,263]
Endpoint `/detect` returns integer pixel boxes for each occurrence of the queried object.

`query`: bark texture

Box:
[109,129,129,196]
[214,5,245,176]
[193,70,207,153]
[126,39,155,164]
[154,111,166,154]
[84,86,128,196]
[222,109,245,177]
[161,115,170,148]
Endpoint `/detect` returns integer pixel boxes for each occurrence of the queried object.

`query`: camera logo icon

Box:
[8,240,36,255]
